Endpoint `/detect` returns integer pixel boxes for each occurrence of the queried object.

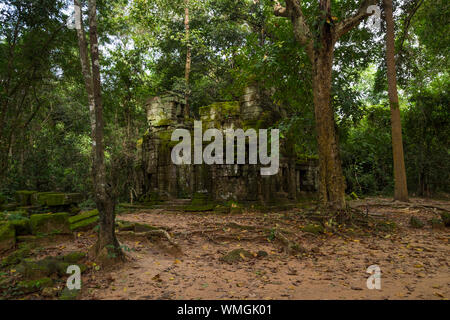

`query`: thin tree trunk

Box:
[74,0,123,262]
[184,0,191,118]
[383,0,409,202]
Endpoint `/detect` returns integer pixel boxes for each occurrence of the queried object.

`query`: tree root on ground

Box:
[117,229,181,251]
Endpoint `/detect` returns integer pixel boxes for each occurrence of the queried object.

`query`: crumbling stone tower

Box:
[140,86,318,204]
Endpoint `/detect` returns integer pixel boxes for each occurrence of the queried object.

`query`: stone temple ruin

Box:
[138,85,318,205]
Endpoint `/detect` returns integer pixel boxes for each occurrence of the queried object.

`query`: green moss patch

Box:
[0,222,16,252]
[199,101,240,120]
[9,218,31,235]
[302,224,324,235]
[1,244,32,267]
[68,209,99,231]
[220,249,254,264]
[59,287,80,300]
[62,251,86,263]
[191,192,209,205]
[16,252,86,279]
[183,204,216,212]
[30,212,71,235]
[31,192,82,207]
[440,212,450,227]
[430,218,445,229]
[17,277,53,294]
[374,220,396,232]
[410,216,425,229]
[15,191,37,206]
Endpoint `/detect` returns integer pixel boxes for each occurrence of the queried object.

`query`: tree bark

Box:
[74,0,123,262]
[312,49,347,209]
[273,0,378,210]
[184,0,191,118]
[383,0,409,202]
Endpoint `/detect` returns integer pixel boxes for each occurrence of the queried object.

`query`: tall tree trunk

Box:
[184,0,191,118]
[383,0,409,202]
[273,0,378,209]
[74,0,123,262]
[312,49,347,209]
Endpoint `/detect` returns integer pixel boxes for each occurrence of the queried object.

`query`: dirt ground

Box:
[4,197,450,300]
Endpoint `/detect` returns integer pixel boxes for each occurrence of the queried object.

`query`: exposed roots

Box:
[117,229,181,253]
[271,229,307,255]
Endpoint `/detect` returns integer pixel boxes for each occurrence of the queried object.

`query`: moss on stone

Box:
[15,191,37,206]
[30,192,82,207]
[6,210,28,221]
[69,216,99,231]
[68,209,99,225]
[0,222,15,252]
[410,216,425,229]
[16,235,37,242]
[375,220,396,232]
[1,244,31,267]
[440,212,450,227]
[220,249,254,263]
[191,192,209,205]
[17,277,53,294]
[155,118,173,127]
[430,218,444,229]
[183,204,215,212]
[17,255,87,279]
[139,192,163,205]
[2,203,18,211]
[30,192,54,206]
[302,224,324,235]
[199,101,240,120]
[30,212,71,235]
[59,287,80,300]
[9,218,31,235]
[62,251,86,263]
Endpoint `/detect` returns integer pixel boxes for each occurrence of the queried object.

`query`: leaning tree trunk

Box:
[74,0,123,262]
[312,45,347,210]
[383,0,409,202]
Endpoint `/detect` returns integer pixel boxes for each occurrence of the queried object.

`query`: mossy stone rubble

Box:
[430,218,445,229]
[410,216,425,229]
[1,244,32,267]
[29,212,71,235]
[31,192,83,207]
[6,210,28,219]
[191,192,209,205]
[59,287,80,300]
[9,218,31,235]
[183,204,216,212]
[68,209,99,231]
[0,222,16,253]
[16,252,87,279]
[302,224,324,234]
[220,249,254,263]
[440,212,450,227]
[17,277,53,294]
[15,191,37,206]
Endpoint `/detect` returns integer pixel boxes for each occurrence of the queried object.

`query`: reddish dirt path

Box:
[73,197,449,300]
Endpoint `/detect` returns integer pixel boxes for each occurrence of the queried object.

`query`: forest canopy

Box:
[0,0,448,200]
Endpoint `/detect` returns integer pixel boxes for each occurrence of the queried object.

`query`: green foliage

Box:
[0,0,447,203]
